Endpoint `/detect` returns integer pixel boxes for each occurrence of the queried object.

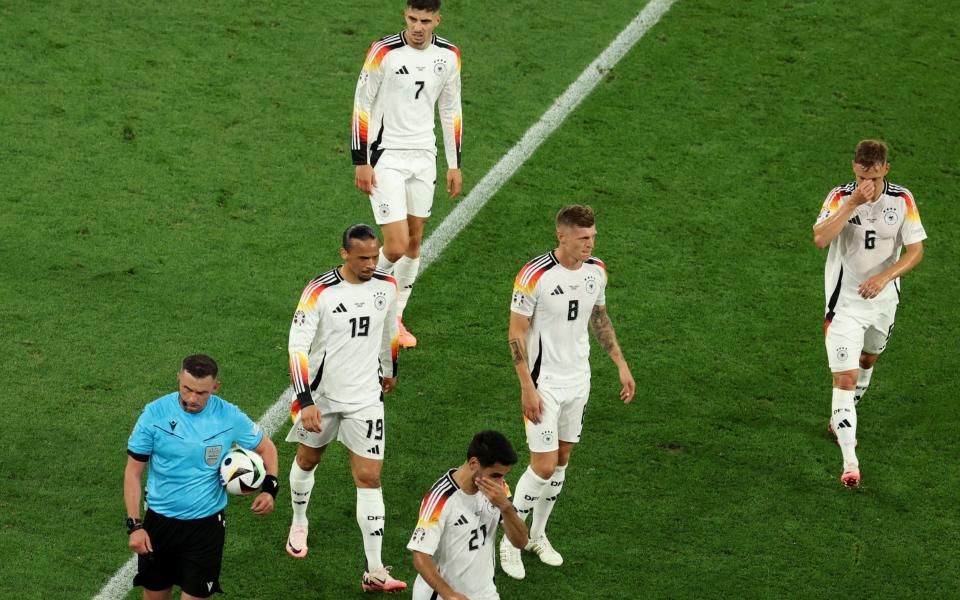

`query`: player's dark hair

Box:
[854,140,888,168]
[467,430,518,467]
[408,0,441,12]
[182,354,218,379]
[556,204,595,229]
[342,223,378,251]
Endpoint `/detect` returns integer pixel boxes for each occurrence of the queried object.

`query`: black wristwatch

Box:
[126,517,143,535]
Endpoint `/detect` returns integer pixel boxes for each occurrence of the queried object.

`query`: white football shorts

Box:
[524,381,590,453]
[825,304,896,372]
[369,149,436,225]
[285,397,386,461]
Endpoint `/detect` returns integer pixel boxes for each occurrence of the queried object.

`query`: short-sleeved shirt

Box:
[288,267,398,415]
[815,180,926,317]
[511,251,607,387]
[408,469,501,599]
[127,392,263,520]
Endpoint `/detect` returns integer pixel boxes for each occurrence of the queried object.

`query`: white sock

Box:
[356,487,385,571]
[377,248,396,273]
[289,460,316,527]
[511,466,551,525]
[831,388,858,468]
[854,367,873,406]
[394,256,420,316]
[530,464,566,540]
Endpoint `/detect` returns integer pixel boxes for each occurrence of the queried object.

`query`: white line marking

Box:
[92,2,676,597]
[421,0,677,269]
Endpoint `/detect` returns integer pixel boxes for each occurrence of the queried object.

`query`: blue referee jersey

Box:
[128,392,264,520]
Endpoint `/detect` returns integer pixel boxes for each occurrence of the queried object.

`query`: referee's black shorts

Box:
[134,508,226,598]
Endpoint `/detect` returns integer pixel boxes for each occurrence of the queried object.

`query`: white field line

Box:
[92,1,676,597]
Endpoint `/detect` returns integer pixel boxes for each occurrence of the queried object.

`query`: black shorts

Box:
[134,508,226,598]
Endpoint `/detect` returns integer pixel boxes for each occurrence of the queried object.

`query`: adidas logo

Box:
[550,285,564,296]
[367,445,381,455]
[370,528,384,536]
[837,419,852,429]
[848,215,862,225]
[332,303,347,313]
[453,514,468,526]
[395,65,410,75]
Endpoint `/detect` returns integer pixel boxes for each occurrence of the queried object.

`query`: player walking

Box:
[408,431,527,600]
[500,205,636,580]
[351,0,463,348]
[813,140,926,487]
[283,224,406,592]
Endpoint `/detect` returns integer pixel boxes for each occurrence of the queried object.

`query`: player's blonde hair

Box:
[854,140,888,169]
[556,204,595,229]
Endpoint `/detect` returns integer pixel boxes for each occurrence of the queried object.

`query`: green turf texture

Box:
[1,1,958,598]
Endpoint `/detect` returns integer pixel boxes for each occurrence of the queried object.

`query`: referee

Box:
[123,355,279,599]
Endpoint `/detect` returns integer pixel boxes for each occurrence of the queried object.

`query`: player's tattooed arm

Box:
[590,305,637,404]
[508,337,526,365]
[589,304,625,362]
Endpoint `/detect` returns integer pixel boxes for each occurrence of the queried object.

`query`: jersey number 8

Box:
[567,300,579,321]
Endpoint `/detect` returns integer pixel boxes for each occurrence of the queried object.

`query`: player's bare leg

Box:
[143,588,172,600]
[391,215,426,348]
[350,452,406,592]
[830,370,860,487]
[287,443,327,558]
[378,220,417,348]
[378,220,409,269]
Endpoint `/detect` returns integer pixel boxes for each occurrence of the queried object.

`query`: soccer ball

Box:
[219,447,266,495]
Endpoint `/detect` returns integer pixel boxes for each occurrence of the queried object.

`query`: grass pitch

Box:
[1,1,957,598]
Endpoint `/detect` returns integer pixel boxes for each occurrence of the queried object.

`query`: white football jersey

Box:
[815,181,926,317]
[408,470,502,600]
[352,32,462,168]
[288,267,398,412]
[511,251,607,387]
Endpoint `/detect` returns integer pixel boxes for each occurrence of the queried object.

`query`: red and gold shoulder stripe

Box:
[434,36,461,71]
[297,269,342,311]
[513,252,557,295]
[363,33,405,71]
[417,479,457,527]
[902,191,921,223]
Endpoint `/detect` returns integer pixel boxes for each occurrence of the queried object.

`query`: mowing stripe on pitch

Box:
[92,1,677,597]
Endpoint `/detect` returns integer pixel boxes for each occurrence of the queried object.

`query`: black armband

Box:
[262,475,279,499]
[127,449,150,462]
[296,391,315,409]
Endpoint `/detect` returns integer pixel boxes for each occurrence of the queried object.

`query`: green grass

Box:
[1,1,958,598]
